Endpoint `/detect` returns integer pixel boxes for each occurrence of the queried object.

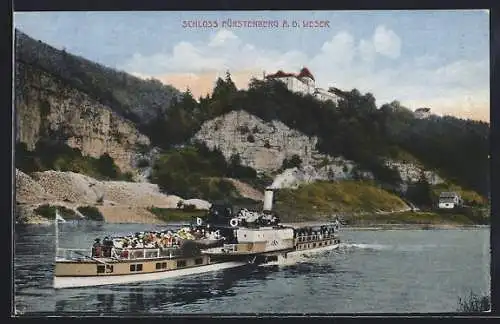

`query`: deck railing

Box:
[294,233,337,243]
[56,248,92,260]
[56,246,182,261]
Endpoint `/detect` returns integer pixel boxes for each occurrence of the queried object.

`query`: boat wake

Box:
[338,242,454,252]
[338,242,391,251]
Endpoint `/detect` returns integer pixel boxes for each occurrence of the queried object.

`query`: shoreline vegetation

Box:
[17,206,490,229]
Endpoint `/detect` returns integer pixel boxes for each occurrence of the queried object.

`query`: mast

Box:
[54,209,65,260]
[54,209,59,261]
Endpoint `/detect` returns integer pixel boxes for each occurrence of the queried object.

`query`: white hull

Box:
[260,243,340,266]
[53,261,246,289]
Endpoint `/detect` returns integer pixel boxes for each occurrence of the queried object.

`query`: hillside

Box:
[273,181,410,222]
[15,29,180,125]
[15,169,210,224]
[14,31,489,225]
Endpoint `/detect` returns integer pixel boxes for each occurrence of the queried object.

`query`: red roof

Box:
[265,67,315,81]
[297,67,315,81]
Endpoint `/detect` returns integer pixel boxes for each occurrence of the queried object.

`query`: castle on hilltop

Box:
[264,67,341,104]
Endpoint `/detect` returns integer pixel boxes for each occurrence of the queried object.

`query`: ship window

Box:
[195,258,203,265]
[156,262,168,270]
[177,260,187,268]
[130,264,143,272]
[97,265,105,273]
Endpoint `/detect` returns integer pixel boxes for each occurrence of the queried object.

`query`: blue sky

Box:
[14,10,490,121]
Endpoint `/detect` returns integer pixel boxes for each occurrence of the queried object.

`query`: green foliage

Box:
[34,204,79,220]
[147,207,206,222]
[183,204,197,212]
[274,181,408,221]
[457,292,490,312]
[77,206,104,221]
[228,153,257,179]
[281,154,303,170]
[247,134,255,143]
[96,153,119,179]
[150,143,251,201]
[405,171,433,208]
[15,140,132,181]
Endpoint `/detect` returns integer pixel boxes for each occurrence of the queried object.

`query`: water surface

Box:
[14,222,490,314]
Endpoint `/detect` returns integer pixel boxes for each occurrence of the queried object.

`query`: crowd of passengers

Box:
[91,226,222,258]
[294,225,338,241]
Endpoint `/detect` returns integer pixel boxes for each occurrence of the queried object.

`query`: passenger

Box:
[102,237,113,257]
[92,238,101,257]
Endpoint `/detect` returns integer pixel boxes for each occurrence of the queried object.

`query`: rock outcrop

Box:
[15,61,150,174]
[193,110,357,176]
[384,160,444,185]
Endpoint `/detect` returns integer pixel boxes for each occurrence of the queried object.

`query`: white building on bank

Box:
[438,192,463,209]
[264,67,341,104]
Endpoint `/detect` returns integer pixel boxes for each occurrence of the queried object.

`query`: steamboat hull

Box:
[53,261,246,289]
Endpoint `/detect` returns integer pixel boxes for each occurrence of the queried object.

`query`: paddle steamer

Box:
[53,188,341,289]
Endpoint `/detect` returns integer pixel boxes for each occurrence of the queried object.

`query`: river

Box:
[13,222,490,314]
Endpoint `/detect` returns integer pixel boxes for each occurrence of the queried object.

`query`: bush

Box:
[119,171,135,182]
[77,206,104,221]
[148,207,205,222]
[457,291,490,312]
[15,140,131,181]
[281,154,302,170]
[34,204,56,219]
[136,158,150,168]
[34,204,79,220]
[183,204,197,212]
[247,134,255,143]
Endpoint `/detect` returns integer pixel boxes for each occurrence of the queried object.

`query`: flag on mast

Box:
[55,210,66,223]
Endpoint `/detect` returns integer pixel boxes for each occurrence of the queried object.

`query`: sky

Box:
[14,10,490,122]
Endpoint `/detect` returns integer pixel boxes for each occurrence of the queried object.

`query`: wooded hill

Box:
[15,30,490,207]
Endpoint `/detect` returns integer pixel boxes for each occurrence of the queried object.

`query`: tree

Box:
[97,153,119,179]
[406,171,433,208]
[224,70,237,93]
[281,154,303,170]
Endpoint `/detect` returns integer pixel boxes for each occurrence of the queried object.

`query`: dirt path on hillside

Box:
[224,178,264,201]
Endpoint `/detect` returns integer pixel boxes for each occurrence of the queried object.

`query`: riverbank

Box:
[344,224,490,230]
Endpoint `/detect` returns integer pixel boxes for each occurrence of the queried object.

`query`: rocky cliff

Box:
[193,110,445,191]
[193,110,356,175]
[15,60,150,174]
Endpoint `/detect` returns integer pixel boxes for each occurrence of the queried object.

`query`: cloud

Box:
[121,26,489,122]
[372,25,402,59]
